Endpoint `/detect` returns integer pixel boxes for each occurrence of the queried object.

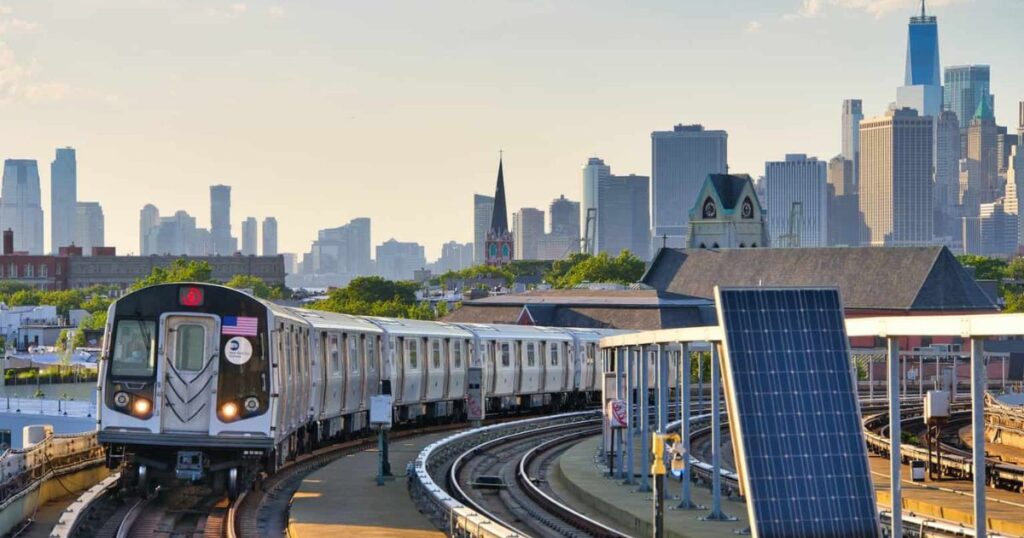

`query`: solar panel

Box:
[715,287,879,538]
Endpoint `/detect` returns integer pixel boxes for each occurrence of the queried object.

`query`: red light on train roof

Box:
[179,286,205,307]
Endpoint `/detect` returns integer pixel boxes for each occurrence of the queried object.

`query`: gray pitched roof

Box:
[642,247,997,312]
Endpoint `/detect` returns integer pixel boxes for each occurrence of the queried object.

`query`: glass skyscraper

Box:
[896,3,942,116]
[944,65,993,129]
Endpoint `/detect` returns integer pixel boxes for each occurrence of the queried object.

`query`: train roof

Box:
[452,322,574,341]
[359,316,475,338]
[285,307,384,334]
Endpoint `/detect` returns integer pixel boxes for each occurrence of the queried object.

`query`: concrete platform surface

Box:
[289,433,446,538]
[556,436,750,538]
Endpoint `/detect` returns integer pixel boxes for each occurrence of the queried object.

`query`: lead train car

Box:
[97,283,625,498]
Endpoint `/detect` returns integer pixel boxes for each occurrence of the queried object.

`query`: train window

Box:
[501,342,511,368]
[452,341,462,369]
[480,343,489,365]
[587,344,596,364]
[526,343,536,367]
[549,343,559,366]
[329,335,341,374]
[431,340,442,369]
[366,338,377,372]
[349,335,360,373]
[110,320,156,377]
[174,324,206,372]
[406,339,418,370]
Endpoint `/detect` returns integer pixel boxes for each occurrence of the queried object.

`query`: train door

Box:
[390,337,403,402]
[312,331,326,420]
[344,333,362,413]
[484,341,496,395]
[326,333,343,416]
[365,335,380,400]
[160,314,219,434]
[447,339,466,399]
[426,338,444,401]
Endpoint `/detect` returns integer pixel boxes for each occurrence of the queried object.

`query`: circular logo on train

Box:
[225,337,253,365]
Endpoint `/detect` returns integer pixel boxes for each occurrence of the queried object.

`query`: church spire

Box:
[489,153,509,235]
[921,0,926,17]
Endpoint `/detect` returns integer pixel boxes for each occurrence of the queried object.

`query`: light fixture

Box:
[132,397,151,416]
[221,401,239,420]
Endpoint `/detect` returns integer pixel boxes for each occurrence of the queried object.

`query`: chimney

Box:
[3,229,12,255]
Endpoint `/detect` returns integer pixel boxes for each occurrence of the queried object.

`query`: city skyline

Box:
[0,1,1022,259]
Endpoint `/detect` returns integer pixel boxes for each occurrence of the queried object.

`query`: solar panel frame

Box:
[714,286,880,538]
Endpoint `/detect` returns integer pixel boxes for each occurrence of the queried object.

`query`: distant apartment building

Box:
[582,157,650,260]
[262,217,278,256]
[50,147,77,254]
[139,204,160,255]
[512,207,544,260]
[376,239,426,281]
[473,194,495,265]
[963,200,1017,257]
[860,108,934,246]
[210,185,235,255]
[303,217,372,278]
[435,241,474,273]
[650,124,727,248]
[241,217,258,256]
[75,202,104,254]
[764,154,828,247]
[0,160,45,254]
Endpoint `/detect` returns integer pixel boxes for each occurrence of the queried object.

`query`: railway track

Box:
[445,417,629,538]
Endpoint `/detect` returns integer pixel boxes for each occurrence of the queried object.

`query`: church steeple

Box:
[490,155,509,235]
[484,153,514,267]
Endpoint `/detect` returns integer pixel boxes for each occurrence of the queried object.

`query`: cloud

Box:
[785,0,970,19]
[745,20,763,33]
[0,7,65,104]
[784,0,822,19]
[206,2,248,19]
[268,6,284,17]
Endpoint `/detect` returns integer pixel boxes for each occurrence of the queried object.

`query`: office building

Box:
[827,156,861,246]
[473,194,494,265]
[842,100,864,183]
[687,174,767,249]
[0,160,44,254]
[148,210,199,256]
[764,154,828,247]
[241,217,258,256]
[650,124,727,247]
[75,202,104,254]
[262,217,278,256]
[210,185,234,255]
[304,217,372,277]
[512,207,544,260]
[968,200,1018,256]
[484,157,513,266]
[860,108,934,246]
[139,204,160,255]
[944,65,993,129]
[582,157,650,259]
[549,195,580,242]
[375,239,426,281]
[962,99,1000,211]
[1009,145,1024,248]
[436,241,474,273]
[935,111,961,241]
[895,3,942,117]
[50,148,77,254]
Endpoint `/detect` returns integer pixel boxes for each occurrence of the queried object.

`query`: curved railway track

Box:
[445,418,629,538]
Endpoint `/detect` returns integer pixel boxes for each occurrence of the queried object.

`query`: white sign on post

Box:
[370,394,393,429]
[607,399,628,429]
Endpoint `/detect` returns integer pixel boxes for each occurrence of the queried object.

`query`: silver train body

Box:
[96,283,626,493]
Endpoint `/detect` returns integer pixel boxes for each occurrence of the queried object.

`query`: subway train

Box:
[95,282,625,497]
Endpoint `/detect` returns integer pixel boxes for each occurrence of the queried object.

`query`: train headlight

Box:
[243,397,260,413]
[221,401,239,420]
[113,392,130,408]
[132,397,152,417]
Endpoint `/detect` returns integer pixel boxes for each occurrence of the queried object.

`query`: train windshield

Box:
[110,320,156,377]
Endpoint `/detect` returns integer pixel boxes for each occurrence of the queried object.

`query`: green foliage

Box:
[956,254,1009,281]
[130,259,214,290]
[56,329,86,352]
[79,310,108,331]
[546,253,590,287]
[547,251,645,289]
[310,276,435,319]
[435,265,515,287]
[0,285,114,316]
[224,274,287,300]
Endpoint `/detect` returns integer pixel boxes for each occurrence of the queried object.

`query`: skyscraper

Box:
[841,100,863,183]
[1008,145,1024,247]
[210,185,233,254]
[962,98,999,211]
[549,195,580,241]
[650,124,728,248]
[262,217,278,256]
[896,2,941,117]
[473,194,495,265]
[75,202,104,254]
[827,156,860,247]
[581,157,650,259]
[484,157,513,266]
[0,160,44,254]
[934,110,961,240]
[436,241,474,273]
[943,65,993,129]
[764,154,828,247]
[241,217,258,256]
[140,204,160,255]
[860,108,934,246]
[50,147,77,254]
[512,207,544,260]
[375,239,426,281]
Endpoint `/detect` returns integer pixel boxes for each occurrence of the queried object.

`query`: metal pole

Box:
[639,346,651,493]
[624,346,635,485]
[654,344,669,538]
[953,355,958,401]
[918,354,923,400]
[376,428,385,486]
[869,354,874,401]
[616,347,626,480]
[703,343,732,521]
[887,337,901,538]
[1002,355,1007,391]
[971,338,986,538]
[677,342,698,509]
[657,344,668,433]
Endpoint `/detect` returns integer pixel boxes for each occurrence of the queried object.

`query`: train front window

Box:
[174,324,207,372]
[111,320,156,377]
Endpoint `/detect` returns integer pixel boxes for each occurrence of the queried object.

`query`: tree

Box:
[310,276,436,320]
[225,275,286,300]
[548,251,645,289]
[131,259,214,290]
[79,310,108,331]
[956,254,1008,281]
[56,329,86,352]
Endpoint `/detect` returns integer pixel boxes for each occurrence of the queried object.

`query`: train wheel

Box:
[228,467,240,501]
[137,464,149,496]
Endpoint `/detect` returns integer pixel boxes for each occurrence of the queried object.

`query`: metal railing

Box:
[0,431,104,511]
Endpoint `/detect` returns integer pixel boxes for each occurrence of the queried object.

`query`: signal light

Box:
[179,286,204,307]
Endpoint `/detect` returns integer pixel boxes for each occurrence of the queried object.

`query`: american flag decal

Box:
[222,316,258,336]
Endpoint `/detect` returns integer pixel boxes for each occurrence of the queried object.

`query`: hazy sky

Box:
[0,0,1021,259]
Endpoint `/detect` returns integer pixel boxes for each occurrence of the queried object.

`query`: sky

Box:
[0,0,1021,260]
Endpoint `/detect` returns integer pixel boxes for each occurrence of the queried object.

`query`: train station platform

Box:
[288,432,446,538]
[554,436,750,538]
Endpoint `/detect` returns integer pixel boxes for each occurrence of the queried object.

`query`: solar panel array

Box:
[715,287,879,538]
